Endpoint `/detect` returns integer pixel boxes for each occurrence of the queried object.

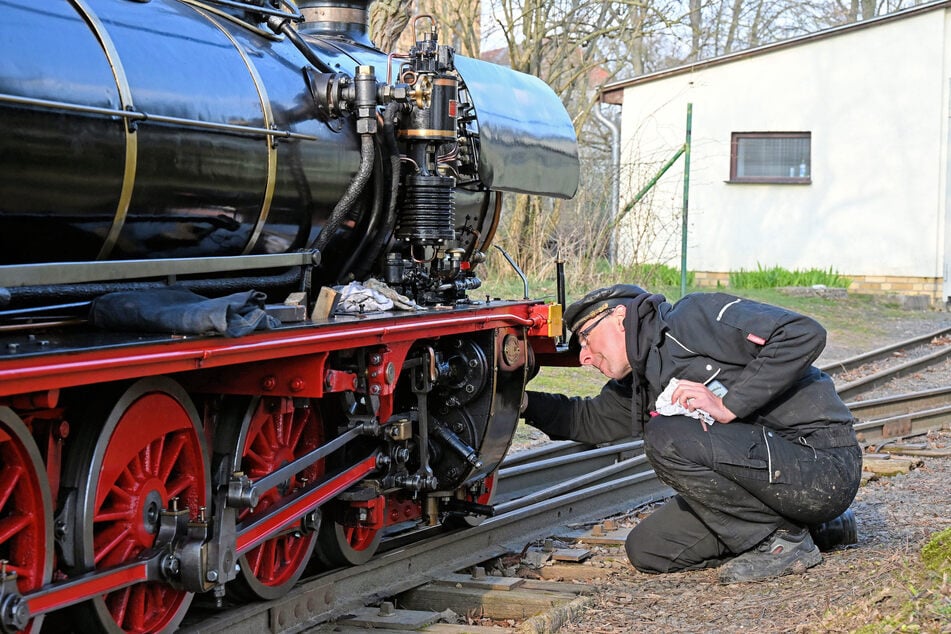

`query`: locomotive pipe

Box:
[349,101,403,280]
[557,259,567,342]
[312,134,376,254]
[339,139,387,281]
[266,13,334,73]
[431,423,482,469]
[311,66,381,254]
[3,265,304,307]
[494,245,530,299]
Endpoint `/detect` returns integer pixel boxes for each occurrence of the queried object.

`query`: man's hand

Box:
[670,379,737,423]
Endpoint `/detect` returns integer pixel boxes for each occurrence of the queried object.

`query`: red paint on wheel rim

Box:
[238,398,323,588]
[92,392,206,634]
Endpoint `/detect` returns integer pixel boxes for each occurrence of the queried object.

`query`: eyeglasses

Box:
[577,308,614,348]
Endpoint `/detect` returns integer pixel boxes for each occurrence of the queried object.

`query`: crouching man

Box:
[522,285,861,583]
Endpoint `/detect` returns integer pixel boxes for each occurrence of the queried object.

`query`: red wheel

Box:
[0,407,53,633]
[316,496,384,567]
[472,471,497,508]
[64,379,209,634]
[216,397,323,600]
[448,470,497,527]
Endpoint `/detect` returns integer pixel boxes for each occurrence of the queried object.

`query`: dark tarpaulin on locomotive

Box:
[89,287,280,337]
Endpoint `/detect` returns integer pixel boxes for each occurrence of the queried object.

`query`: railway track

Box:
[179,329,951,633]
[180,441,669,633]
[822,326,951,400]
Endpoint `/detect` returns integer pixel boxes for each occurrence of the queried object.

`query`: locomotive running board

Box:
[0,252,319,288]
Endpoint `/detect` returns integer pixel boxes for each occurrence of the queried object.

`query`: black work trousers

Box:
[626,414,862,574]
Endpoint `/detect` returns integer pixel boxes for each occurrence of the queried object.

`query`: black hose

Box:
[353,101,402,279]
[338,141,385,279]
[3,266,304,307]
[311,134,376,253]
[268,16,335,73]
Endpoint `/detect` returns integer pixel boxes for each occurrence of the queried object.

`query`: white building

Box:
[600,1,951,303]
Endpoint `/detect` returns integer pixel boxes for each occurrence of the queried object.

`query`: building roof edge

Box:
[600,0,951,99]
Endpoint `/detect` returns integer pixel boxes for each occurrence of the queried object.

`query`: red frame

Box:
[0,304,553,398]
[6,300,562,621]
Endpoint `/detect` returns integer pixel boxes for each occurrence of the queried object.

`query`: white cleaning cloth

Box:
[655,378,715,426]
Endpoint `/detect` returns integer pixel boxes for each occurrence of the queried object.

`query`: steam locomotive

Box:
[0,0,578,632]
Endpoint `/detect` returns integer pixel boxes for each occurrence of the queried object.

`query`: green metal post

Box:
[616,146,685,223]
[680,103,692,297]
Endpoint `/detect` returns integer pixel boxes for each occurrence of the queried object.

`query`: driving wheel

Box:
[215,396,323,600]
[63,378,209,633]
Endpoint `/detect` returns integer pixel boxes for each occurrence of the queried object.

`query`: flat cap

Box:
[565,284,647,349]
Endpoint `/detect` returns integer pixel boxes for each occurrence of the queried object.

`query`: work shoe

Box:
[809,508,858,551]
[718,528,822,583]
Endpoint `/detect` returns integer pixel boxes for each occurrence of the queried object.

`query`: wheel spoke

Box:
[70,381,207,632]
[108,483,134,505]
[145,438,162,478]
[260,539,277,580]
[107,585,131,631]
[0,512,30,544]
[93,524,134,566]
[246,539,265,575]
[165,473,196,500]
[0,464,21,510]
[287,413,305,452]
[226,397,322,599]
[158,433,187,483]
[92,507,134,524]
[0,410,53,628]
[129,449,148,483]
[245,447,268,473]
[128,584,146,632]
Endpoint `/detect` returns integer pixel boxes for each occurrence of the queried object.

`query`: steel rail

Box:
[179,444,670,633]
[846,387,951,443]
[854,404,951,444]
[835,346,951,401]
[175,383,951,633]
[500,439,588,467]
[816,326,951,401]
[819,326,951,378]
[495,440,644,503]
[847,386,951,422]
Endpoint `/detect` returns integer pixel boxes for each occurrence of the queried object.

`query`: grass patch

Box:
[825,528,951,632]
[489,272,944,450]
[511,366,606,447]
[485,279,912,333]
[729,264,851,289]
[603,262,694,288]
[529,365,605,398]
[481,275,930,358]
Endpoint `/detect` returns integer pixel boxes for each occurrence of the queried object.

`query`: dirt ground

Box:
[547,433,951,633]
[530,310,951,633]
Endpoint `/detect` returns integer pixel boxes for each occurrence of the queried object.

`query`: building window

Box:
[729,132,811,183]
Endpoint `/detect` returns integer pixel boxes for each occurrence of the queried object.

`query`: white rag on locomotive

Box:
[0,1,579,633]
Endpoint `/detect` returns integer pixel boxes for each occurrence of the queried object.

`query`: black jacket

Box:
[524,292,855,448]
